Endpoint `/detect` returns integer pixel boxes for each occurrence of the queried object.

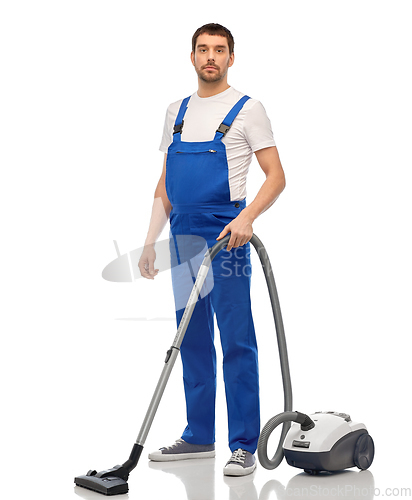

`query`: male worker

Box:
[138,23,285,476]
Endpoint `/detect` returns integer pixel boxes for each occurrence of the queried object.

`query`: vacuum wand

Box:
[75,235,231,495]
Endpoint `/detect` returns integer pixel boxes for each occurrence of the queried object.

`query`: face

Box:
[191,33,234,83]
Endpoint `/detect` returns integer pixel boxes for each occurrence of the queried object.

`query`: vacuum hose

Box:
[258,411,315,469]
[211,234,314,470]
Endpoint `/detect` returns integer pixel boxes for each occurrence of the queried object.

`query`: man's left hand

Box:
[216,211,254,251]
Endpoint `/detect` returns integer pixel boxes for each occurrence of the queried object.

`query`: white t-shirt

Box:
[159,87,276,201]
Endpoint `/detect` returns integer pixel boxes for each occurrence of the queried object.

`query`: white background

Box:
[1,1,411,499]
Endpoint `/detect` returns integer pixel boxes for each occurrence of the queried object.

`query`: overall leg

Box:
[170,216,217,445]
[176,292,216,444]
[211,244,260,454]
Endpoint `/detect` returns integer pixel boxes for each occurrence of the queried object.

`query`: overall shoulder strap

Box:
[214,95,251,141]
[173,96,191,141]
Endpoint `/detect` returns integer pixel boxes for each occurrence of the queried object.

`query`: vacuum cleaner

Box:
[74,234,374,495]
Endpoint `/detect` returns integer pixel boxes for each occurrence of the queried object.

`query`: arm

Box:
[138,154,172,279]
[216,146,285,251]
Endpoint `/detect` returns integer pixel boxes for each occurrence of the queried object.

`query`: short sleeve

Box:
[159,106,173,153]
[159,99,183,153]
[243,101,276,153]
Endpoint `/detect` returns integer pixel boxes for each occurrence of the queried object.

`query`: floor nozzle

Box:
[74,444,144,495]
[74,473,129,496]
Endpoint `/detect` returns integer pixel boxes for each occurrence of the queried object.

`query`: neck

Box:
[197,79,230,98]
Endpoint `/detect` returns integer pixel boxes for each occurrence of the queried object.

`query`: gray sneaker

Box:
[223,449,257,476]
[148,438,215,462]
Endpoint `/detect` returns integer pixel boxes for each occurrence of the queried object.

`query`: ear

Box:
[190,51,195,66]
[228,52,235,68]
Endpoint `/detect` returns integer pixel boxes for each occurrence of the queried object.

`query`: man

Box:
[138,23,285,476]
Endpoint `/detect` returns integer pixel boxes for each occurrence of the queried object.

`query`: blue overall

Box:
[166,95,260,454]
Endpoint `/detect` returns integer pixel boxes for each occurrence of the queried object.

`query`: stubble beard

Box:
[196,62,229,84]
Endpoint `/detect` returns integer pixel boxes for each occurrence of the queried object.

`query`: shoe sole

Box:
[223,462,257,476]
[148,450,216,462]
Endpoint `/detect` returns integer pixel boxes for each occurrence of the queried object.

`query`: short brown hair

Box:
[192,23,234,55]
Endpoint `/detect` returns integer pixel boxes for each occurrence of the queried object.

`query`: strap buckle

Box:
[173,121,184,134]
[216,123,231,136]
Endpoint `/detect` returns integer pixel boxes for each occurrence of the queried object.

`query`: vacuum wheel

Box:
[354,433,375,470]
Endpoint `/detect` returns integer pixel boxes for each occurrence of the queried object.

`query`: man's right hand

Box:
[138,244,159,280]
